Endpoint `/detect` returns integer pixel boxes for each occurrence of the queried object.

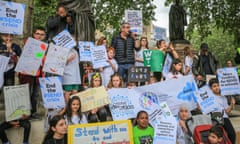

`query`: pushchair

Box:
[185,114,232,144]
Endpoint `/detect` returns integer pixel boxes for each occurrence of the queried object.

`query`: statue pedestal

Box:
[173,42,195,62]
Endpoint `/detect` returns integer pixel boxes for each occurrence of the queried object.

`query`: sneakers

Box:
[29,113,42,121]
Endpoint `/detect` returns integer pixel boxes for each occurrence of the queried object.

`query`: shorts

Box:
[63,84,79,91]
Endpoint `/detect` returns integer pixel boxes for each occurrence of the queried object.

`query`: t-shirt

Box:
[165,72,183,80]
[62,48,81,85]
[133,126,154,144]
[135,48,144,67]
[102,58,118,87]
[184,55,193,75]
[43,136,67,144]
[65,114,88,125]
[212,94,229,118]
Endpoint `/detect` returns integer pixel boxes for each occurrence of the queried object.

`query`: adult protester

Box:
[18,27,46,120]
[192,43,219,87]
[111,22,137,82]
[183,46,195,75]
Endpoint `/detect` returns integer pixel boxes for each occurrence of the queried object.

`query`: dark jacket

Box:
[192,52,219,77]
[111,33,135,64]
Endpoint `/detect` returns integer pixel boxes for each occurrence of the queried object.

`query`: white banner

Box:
[217,67,240,95]
[39,77,65,109]
[125,10,143,35]
[53,29,76,49]
[15,37,47,75]
[0,1,25,34]
[4,84,31,121]
[43,43,70,75]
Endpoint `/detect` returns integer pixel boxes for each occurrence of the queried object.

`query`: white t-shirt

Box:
[135,49,144,67]
[66,114,88,125]
[165,72,183,80]
[62,48,81,85]
[184,56,193,75]
[212,94,229,118]
[102,58,118,87]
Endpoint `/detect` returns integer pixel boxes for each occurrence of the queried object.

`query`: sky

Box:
[153,0,170,36]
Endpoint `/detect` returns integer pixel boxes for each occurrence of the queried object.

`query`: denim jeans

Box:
[118,63,134,82]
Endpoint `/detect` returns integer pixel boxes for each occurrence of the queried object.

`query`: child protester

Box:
[166,58,183,80]
[209,78,236,144]
[101,47,118,87]
[107,73,124,89]
[133,111,154,144]
[65,96,87,125]
[200,126,226,144]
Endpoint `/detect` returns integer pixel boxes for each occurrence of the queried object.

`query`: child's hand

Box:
[91,108,98,114]
[231,97,236,105]
[9,121,20,127]
[69,53,76,61]
[99,67,103,72]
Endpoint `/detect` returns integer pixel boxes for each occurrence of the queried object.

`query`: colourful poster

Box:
[39,77,65,109]
[78,41,94,62]
[143,50,164,72]
[3,84,31,121]
[217,67,240,95]
[43,43,70,75]
[68,120,133,144]
[125,10,143,35]
[53,29,76,49]
[72,86,110,112]
[0,1,25,34]
[15,37,47,75]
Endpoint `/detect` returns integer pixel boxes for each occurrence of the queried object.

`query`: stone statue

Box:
[58,0,95,41]
[169,0,187,42]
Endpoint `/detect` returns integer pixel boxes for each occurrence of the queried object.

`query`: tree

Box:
[33,0,156,36]
[165,0,240,47]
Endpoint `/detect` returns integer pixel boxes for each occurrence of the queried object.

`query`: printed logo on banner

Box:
[177,82,197,102]
[139,92,158,110]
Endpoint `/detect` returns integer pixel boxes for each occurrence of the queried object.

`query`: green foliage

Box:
[165,0,240,47]
[191,27,235,66]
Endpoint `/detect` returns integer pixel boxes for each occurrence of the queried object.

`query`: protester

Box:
[62,46,81,103]
[97,36,108,47]
[192,43,219,87]
[65,96,87,125]
[42,115,67,144]
[46,4,69,41]
[18,27,46,120]
[148,76,157,84]
[107,73,124,89]
[127,81,137,89]
[0,33,21,86]
[183,46,194,75]
[100,47,118,87]
[209,78,236,144]
[0,115,31,144]
[133,111,154,144]
[226,59,233,67]
[111,22,137,82]
[165,58,183,80]
[87,73,107,123]
[135,36,149,67]
[177,105,193,144]
[206,126,224,144]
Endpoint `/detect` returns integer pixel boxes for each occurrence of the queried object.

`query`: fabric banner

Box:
[143,50,164,72]
[43,43,70,75]
[3,84,31,121]
[68,120,133,144]
[125,10,143,35]
[195,85,219,114]
[15,37,47,75]
[39,77,65,109]
[128,66,150,82]
[108,75,197,122]
[0,1,25,34]
[217,67,240,95]
[53,29,76,49]
[91,45,109,69]
[72,86,110,112]
[0,55,10,88]
[78,41,94,62]
[162,53,173,77]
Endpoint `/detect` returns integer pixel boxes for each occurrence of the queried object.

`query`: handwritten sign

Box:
[53,29,76,49]
[153,25,167,40]
[143,50,164,72]
[217,67,240,95]
[39,77,65,109]
[68,120,133,144]
[0,55,10,88]
[3,84,31,121]
[78,41,94,62]
[15,37,47,75]
[0,1,25,34]
[91,45,109,69]
[43,43,70,75]
[125,10,143,35]
[128,66,150,82]
[153,116,177,144]
[72,86,110,112]
[162,53,173,78]
[195,85,219,114]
